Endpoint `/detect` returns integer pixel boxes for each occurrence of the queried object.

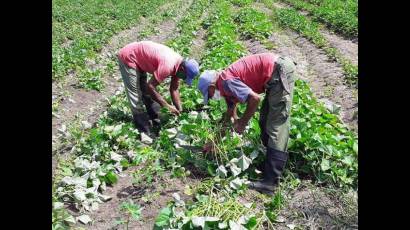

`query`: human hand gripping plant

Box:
[202,112,235,154]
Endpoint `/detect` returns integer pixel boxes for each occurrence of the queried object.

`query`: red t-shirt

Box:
[217,53,278,103]
[118,41,183,83]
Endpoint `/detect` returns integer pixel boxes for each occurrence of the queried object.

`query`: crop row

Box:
[52,0,167,89]
[166,0,212,57]
[234,7,273,41]
[279,0,358,38]
[275,7,358,85]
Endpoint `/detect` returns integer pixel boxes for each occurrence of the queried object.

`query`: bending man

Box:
[117,41,199,135]
[198,53,297,195]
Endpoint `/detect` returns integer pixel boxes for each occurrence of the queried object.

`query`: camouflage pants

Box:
[259,56,297,151]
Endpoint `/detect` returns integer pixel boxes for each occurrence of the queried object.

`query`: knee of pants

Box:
[266,120,290,152]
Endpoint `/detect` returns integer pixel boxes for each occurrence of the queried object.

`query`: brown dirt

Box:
[249,3,358,133]
[189,9,209,62]
[75,170,199,230]
[52,0,194,175]
[190,27,207,62]
[320,29,358,65]
[275,181,358,229]
[273,1,358,65]
[237,180,358,230]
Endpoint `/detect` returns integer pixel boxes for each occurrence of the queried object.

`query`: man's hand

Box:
[233,119,247,134]
[167,105,181,116]
[232,91,260,134]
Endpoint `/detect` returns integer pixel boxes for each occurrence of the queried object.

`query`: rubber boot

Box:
[249,147,288,195]
[140,75,161,136]
[132,112,151,135]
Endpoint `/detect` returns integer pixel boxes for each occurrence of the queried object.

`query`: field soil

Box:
[52,0,194,175]
[53,1,358,229]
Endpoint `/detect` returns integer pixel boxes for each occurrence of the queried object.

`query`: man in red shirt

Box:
[117,41,199,135]
[198,53,297,195]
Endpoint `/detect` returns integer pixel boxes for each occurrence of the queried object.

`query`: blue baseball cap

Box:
[198,70,217,105]
[183,59,199,86]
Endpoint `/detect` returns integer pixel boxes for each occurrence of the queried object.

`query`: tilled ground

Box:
[251,2,358,132]
[78,169,200,230]
[275,181,358,230]
[53,1,358,229]
[52,0,194,176]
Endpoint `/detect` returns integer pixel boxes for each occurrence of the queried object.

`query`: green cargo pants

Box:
[259,56,297,152]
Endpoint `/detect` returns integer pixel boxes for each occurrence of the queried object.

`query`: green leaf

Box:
[218,222,228,229]
[320,159,330,171]
[120,159,130,168]
[76,215,92,225]
[341,155,354,166]
[230,177,244,190]
[250,150,259,160]
[237,154,252,171]
[127,205,142,220]
[266,211,277,223]
[105,171,118,184]
[155,207,172,227]
[229,163,241,177]
[216,165,228,178]
[244,216,257,229]
[192,216,205,228]
[353,142,358,153]
[64,215,76,224]
[184,185,193,196]
[207,164,216,176]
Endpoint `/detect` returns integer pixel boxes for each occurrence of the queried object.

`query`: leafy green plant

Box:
[132,158,165,186]
[235,7,273,40]
[52,201,75,230]
[201,1,247,70]
[154,206,174,229]
[288,80,358,188]
[52,0,168,86]
[276,8,358,85]
[280,0,358,38]
[166,0,211,57]
[77,68,104,91]
[117,200,143,230]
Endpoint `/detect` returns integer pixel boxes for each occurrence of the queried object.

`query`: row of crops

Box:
[52,0,357,229]
[279,0,358,38]
[52,0,180,90]
[276,8,358,85]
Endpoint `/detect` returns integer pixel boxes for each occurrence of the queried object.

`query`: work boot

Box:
[145,102,161,136]
[140,81,161,136]
[151,118,161,137]
[132,112,152,135]
[249,147,288,195]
